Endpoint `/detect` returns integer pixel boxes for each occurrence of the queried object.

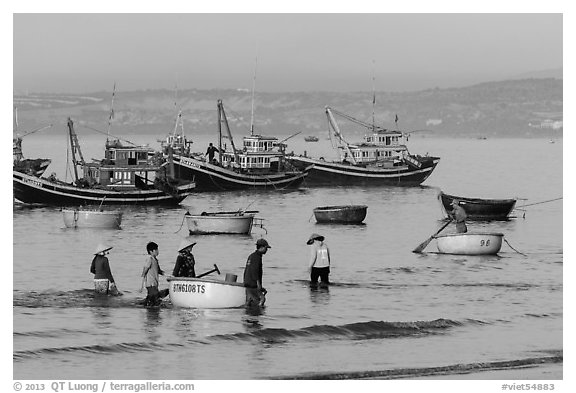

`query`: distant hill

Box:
[13,78,563,138]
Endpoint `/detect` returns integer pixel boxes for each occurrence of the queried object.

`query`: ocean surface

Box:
[12,134,563,380]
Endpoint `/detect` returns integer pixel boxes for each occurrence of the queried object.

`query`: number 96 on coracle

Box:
[172,283,206,293]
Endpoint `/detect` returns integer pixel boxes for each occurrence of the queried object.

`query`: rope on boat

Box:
[515,197,562,209]
[503,237,527,256]
[174,212,189,234]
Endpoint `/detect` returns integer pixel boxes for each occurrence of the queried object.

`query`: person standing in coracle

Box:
[172,240,197,278]
[243,238,271,307]
[307,233,331,288]
[90,243,121,295]
[450,199,468,233]
[141,241,169,307]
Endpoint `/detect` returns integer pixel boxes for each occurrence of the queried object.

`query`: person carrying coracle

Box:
[172,240,197,277]
[243,238,271,308]
[90,243,121,296]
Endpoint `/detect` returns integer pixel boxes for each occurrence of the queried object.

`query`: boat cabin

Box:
[339,130,409,165]
[82,140,162,188]
[220,135,283,172]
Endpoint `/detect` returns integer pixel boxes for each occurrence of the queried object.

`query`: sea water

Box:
[12,135,563,380]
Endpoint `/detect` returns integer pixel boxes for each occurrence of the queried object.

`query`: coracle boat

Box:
[62,208,123,229]
[439,191,517,221]
[167,275,245,309]
[185,210,264,235]
[288,106,440,186]
[157,100,311,191]
[313,205,367,224]
[435,233,504,255]
[13,118,196,205]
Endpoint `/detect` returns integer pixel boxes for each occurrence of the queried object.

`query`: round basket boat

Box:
[167,276,246,309]
[185,213,256,234]
[62,208,123,229]
[436,232,504,255]
[313,205,367,224]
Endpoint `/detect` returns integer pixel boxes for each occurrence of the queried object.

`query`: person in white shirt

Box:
[307,233,331,288]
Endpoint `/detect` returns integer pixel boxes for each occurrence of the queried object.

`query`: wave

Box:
[13,341,184,362]
[209,318,465,343]
[273,352,563,379]
[13,289,149,309]
[14,328,88,339]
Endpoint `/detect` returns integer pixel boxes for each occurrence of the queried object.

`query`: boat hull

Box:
[167,277,246,308]
[170,155,309,191]
[439,191,517,220]
[313,205,367,224]
[186,213,255,234]
[436,233,504,255]
[289,156,439,186]
[62,209,123,229]
[13,171,195,206]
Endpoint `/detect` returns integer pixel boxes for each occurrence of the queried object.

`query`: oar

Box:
[196,264,221,278]
[412,219,452,253]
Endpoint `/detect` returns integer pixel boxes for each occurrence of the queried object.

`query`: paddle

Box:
[196,264,221,278]
[412,219,452,253]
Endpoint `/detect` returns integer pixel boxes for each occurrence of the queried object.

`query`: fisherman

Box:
[172,240,197,278]
[205,143,219,163]
[90,243,121,295]
[243,238,271,307]
[141,242,169,307]
[307,233,331,288]
[451,199,468,233]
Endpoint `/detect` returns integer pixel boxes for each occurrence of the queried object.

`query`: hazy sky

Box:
[13,13,563,94]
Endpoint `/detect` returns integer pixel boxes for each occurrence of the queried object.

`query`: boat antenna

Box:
[372,59,376,132]
[250,57,257,136]
[106,82,116,142]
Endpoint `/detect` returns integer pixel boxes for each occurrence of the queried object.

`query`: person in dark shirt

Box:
[206,143,219,163]
[451,199,468,233]
[172,240,197,278]
[243,238,271,307]
[90,243,120,295]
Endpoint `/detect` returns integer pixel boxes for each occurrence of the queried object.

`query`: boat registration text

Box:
[22,178,43,187]
[180,157,201,168]
[173,283,206,293]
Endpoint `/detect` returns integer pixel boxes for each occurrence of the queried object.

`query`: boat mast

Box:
[372,60,376,133]
[66,117,85,183]
[218,100,239,164]
[250,57,257,136]
[106,82,116,143]
[325,106,357,165]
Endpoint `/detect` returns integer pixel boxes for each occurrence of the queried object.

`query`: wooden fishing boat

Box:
[313,205,368,224]
[167,276,245,308]
[185,210,263,234]
[13,108,53,177]
[62,208,123,229]
[435,232,504,255]
[439,191,517,220]
[157,100,311,191]
[13,118,196,206]
[288,106,440,186]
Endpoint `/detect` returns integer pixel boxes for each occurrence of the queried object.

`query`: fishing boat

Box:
[158,100,311,191]
[288,107,440,186]
[313,205,368,224]
[185,210,264,235]
[13,108,53,177]
[439,191,517,221]
[13,118,196,205]
[435,233,504,255]
[167,276,245,308]
[62,208,123,229]
[304,136,319,142]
